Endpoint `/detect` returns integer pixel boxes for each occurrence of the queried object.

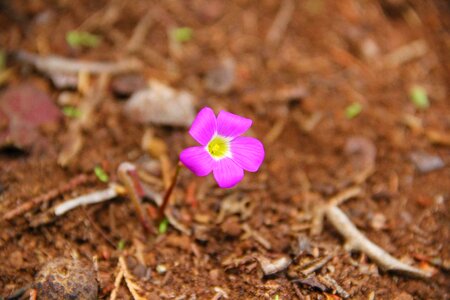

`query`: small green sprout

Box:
[345,102,362,119]
[94,166,109,183]
[117,239,126,250]
[274,295,280,300]
[62,106,82,118]
[170,27,193,43]
[66,31,101,48]
[409,85,429,109]
[158,218,169,234]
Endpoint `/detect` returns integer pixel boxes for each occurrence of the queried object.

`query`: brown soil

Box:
[0,0,449,299]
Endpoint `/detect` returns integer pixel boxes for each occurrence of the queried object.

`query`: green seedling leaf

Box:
[345,103,362,119]
[171,27,193,43]
[94,166,109,183]
[117,239,126,250]
[158,218,169,234]
[410,85,429,109]
[274,295,280,300]
[66,31,101,48]
[62,106,81,118]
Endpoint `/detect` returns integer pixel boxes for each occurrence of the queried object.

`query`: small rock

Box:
[49,73,78,89]
[345,136,377,171]
[156,264,167,274]
[360,38,380,60]
[297,235,312,255]
[124,80,195,127]
[256,255,291,276]
[9,250,24,268]
[191,0,224,23]
[35,257,98,300]
[209,269,221,284]
[111,74,147,97]
[192,224,210,242]
[410,152,445,173]
[220,216,242,237]
[165,234,191,251]
[370,213,387,230]
[393,292,414,300]
[204,57,236,94]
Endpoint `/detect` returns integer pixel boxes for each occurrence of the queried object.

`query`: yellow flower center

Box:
[207,136,229,159]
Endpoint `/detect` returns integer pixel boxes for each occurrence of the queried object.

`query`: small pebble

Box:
[410,152,445,173]
[204,57,236,94]
[370,213,387,230]
[220,216,242,237]
[156,264,167,274]
[394,292,414,300]
[111,74,147,97]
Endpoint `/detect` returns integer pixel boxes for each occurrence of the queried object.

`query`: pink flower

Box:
[180,107,265,188]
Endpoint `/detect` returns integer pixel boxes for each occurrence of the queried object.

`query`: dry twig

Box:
[325,205,431,278]
[317,274,349,299]
[211,287,229,300]
[58,74,110,166]
[266,0,295,47]
[264,119,287,145]
[300,256,332,276]
[54,185,120,216]
[3,174,93,221]
[16,51,142,75]
[242,224,272,250]
[119,256,147,300]
[380,39,428,68]
[127,11,154,53]
[110,264,124,300]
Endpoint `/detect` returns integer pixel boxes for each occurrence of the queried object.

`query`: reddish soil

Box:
[0,0,449,299]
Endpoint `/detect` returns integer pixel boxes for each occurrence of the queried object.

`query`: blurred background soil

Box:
[0,0,449,299]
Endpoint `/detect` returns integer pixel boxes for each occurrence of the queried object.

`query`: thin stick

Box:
[3,174,93,221]
[325,205,431,278]
[157,162,182,220]
[54,185,119,216]
[110,266,124,300]
[119,256,147,300]
[15,51,142,75]
[127,11,153,53]
[58,74,110,166]
[381,39,427,68]
[266,0,295,47]
[328,186,362,207]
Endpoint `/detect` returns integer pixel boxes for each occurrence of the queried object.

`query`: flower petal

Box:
[213,158,244,188]
[216,110,252,139]
[180,146,215,176]
[189,107,217,145]
[230,137,265,172]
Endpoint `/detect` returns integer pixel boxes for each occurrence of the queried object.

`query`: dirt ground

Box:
[0,0,449,299]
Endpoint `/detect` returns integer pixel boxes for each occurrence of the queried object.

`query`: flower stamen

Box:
[207,136,229,159]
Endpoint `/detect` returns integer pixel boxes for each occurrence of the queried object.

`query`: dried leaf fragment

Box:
[0,84,61,148]
[256,255,291,276]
